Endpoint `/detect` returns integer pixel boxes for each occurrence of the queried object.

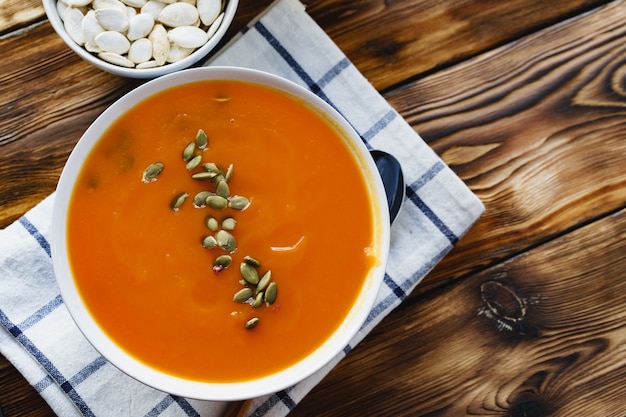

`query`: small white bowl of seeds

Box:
[43,0,238,78]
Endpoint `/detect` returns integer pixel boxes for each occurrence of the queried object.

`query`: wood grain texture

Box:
[0,0,42,34]
[388,0,626,289]
[0,357,51,417]
[1,0,625,416]
[293,209,626,417]
[0,0,612,88]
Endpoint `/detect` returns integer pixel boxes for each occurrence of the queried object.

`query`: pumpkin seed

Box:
[256,270,272,293]
[213,254,232,268]
[193,190,212,207]
[243,256,261,267]
[216,180,230,198]
[244,317,259,329]
[182,142,195,161]
[207,195,228,209]
[240,262,259,285]
[233,287,253,303]
[142,162,164,182]
[203,162,220,173]
[202,235,217,249]
[222,217,236,231]
[170,192,188,210]
[195,129,208,149]
[192,171,217,180]
[225,163,234,182]
[251,292,264,308]
[264,282,277,305]
[186,154,202,170]
[216,229,236,252]
[213,173,225,185]
[205,216,219,231]
[229,196,250,210]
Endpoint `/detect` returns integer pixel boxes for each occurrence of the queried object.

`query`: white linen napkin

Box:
[0,0,484,416]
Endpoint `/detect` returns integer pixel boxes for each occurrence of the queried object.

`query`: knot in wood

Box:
[480,280,526,321]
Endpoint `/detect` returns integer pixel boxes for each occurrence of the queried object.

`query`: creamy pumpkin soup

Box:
[67,79,377,382]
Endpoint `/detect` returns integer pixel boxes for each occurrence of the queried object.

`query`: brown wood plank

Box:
[0,0,42,34]
[293,208,626,417]
[386,0,626,290]
[0,356,52,417]
[1,0,624,416]
[0,0,611,88]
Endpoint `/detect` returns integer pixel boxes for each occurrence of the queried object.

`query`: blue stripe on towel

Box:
[407,189,458,245]
[249,387,296,417]
[144,395,174,417]
[254,21,328,102]
[361,110,398,142]
[16,295,64,333]
[317,58,351,88]
[145,395,201,417]
[18,216,51,257]
[34,375,55,393]
[173,396,201,417]
[0,310,96,417]
[413,161,445,190]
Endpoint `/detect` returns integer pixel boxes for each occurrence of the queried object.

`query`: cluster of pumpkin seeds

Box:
[232,256,278,329]
[141,128,277,330]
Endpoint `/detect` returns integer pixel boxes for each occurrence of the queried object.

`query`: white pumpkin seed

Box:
[92,0,127,14]
[128,38,153,63]
[56,1,69,21]
[197,0,220,26]
[95,8,129,32]
[64,0,92,7]
[149,23,169,66]
[82,10,105,45]
[119,0,147,8]
[98,51,135,67]
[206,12,224,38]
[140,0,167,20]
[136,60,159,69]
[167,26,208,49]
[95,30,131,54]
[127,12,155,41]
[126,5,137,19]
[158,2,199,27]
[64,7,86,45]
[85,42,103,53]
[166,43,194,63]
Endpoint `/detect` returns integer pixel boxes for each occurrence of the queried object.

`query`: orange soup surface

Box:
[67,79,378,382]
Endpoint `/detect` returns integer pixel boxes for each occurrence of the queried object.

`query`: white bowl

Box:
[42,0,238,78]
[51,67,390,400]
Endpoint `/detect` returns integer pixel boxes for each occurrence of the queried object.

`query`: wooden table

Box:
[1,0,625,415]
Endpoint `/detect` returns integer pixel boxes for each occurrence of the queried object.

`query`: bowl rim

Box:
[42,0,239,79]
[51,66,390,400]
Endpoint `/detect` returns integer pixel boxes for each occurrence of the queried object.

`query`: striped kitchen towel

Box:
[0,0,484,416]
